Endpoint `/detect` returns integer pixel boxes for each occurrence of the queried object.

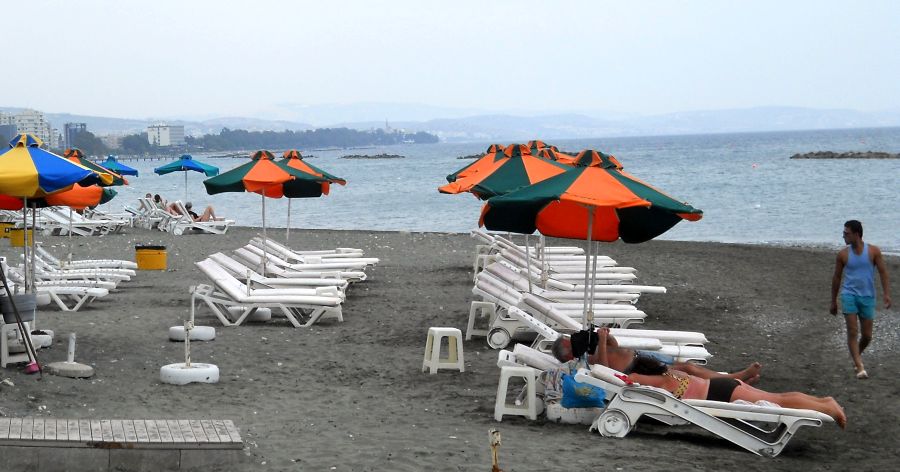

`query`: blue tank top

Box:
[841,243,876,297]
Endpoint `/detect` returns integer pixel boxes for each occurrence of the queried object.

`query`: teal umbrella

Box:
[100,155,139,176]
[154,154,219,203]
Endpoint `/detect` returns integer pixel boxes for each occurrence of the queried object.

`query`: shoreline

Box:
[2,227,897,470]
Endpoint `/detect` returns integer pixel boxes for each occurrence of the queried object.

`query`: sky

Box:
[4,0,899,121]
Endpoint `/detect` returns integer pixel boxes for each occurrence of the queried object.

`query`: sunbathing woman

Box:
[551,327,762,384]
[625,370,847,429]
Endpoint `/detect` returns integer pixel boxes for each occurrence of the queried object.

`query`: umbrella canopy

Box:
[538,147,575,163]
[154,154,219,202]
[564,149,624,169]
[64,148,124,186]
[204,150,328,198]
[445,144,508,183]
[527,140,551,154]
[0,186,117,210]
[479,165,702,243]
[439,144,569,199]
[154,154,219,177]
[0,134,103,197]
[280,150,346,186]
[100,155,139,176]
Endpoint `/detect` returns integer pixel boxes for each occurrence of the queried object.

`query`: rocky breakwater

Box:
[340,153,405,159]
[790,151,900,159]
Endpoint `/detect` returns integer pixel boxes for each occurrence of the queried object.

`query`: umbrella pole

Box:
[525,234,532,294]
[286,199,291,241]
[22,200,28,293]
[68,207,74,264]
[582,206,594,329]
[184,171,188,204]
[30,204,37,295]
[589,239,598,313]
[261,192,267,277]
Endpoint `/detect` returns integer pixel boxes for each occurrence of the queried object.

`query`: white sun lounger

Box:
[208,252,347,295]
[247,238,379,266]
[249,236,366,259]
[166,201,234,235]
[574,364,834,457]
[471,229,586,255]
[34,244,138,270]
[192,258,343,328]
[241,244,369,272]
[8,267,118,292]
[232,247,367,283]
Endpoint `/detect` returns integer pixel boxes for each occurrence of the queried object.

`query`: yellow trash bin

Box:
[8,229,33,247]
[0,222,14,239]
[135,245,167,270]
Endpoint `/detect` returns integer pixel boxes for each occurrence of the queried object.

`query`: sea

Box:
[104,127,900,255]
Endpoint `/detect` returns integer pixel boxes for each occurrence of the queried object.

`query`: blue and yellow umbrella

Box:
[0,134,106,197]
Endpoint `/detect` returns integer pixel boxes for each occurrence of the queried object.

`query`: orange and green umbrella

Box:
[479,164,702,328]
[204,150,332,274]
[279,150,346,240]
[479,164,702,242]
[564,149,624,169]
[539,147,576,163]
[445,144,507,183]
[527,140,551,154]
[439,143,569,199]
[64,148,124,186]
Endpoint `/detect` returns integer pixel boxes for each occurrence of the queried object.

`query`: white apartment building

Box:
[147,124,186,146]
[0,109,57,146]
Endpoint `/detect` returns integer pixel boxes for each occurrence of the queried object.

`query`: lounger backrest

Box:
[590,364,628,389]
[196,258,249,302]
[209,252,259,281]
[507,306,560,342]
[512,343,562,371]
[520,293,581,330]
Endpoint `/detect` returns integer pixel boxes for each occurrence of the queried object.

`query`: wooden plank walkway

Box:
[0,419,242,449]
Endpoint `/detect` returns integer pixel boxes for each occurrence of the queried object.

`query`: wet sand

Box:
[1,227,898,471]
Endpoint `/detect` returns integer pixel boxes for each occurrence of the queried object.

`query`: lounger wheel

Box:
[487,328,512,350]
[160,363,219,385]
[593,409,632,438]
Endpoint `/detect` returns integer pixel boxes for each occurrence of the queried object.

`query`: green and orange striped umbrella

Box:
[279,149,346,240]
[480,164,702,327]
[527,140,551,154]
[564,149,624,169]
[204,150,331,274]
[445,144,507,183]
[479,164,702,243]
[64,148,124,186]
[439,144,569,199]
[538,147,576,163]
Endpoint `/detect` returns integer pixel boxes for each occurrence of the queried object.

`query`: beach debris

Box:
[47,333,94,378]
[489,428,503,472]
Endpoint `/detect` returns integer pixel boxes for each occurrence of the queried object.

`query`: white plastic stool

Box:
[422,327,465,374]
[466,301,495,340]
[2,321,32,367]
[494,365,539,421]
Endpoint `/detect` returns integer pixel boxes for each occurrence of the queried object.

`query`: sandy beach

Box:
[1,227,898,471]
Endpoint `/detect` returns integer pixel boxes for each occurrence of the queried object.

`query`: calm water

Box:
[104,127,900,254]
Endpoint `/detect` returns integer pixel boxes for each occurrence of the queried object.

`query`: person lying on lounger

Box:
[165,201,217,222]
[551,327,762,384]
[624,369,847,428]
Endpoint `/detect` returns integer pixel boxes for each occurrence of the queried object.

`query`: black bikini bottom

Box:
[707,378,740,402]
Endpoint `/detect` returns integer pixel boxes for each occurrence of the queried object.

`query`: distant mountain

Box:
[334,106,900,141]
[4,104,899,142]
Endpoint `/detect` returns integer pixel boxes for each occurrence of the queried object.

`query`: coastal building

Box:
[64,122,87,149]
[100,134,123,150]
[0,123,17,141]
[147,124,185,146]
[11,109,54,145]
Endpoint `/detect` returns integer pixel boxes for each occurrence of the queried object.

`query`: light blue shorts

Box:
[637,350,675,365]
[840,294,876,320]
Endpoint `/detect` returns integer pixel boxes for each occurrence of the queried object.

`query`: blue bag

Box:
[560,373,606,408]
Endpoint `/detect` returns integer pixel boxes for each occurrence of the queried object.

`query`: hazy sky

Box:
[5,0,898,120]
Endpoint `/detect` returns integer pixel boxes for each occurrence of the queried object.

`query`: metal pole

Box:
[582,206,594,329]
[68,207,73,264]
[261,192,267,277]
[30,204,36,295]
[286,199,292,241]
[525,234,532,294]
[22,199,28,293]
[183,171,188,204]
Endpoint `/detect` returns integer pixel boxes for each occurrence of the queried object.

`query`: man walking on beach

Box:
[830,220,892,379]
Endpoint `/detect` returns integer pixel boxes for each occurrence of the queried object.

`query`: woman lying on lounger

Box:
[625,370,847,429]
[551,327,763,384]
